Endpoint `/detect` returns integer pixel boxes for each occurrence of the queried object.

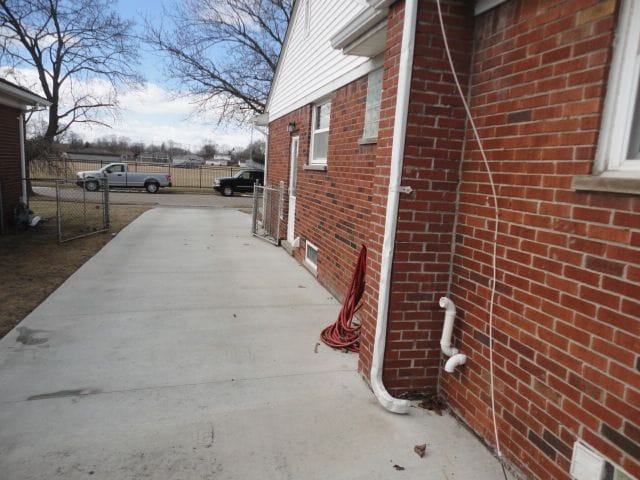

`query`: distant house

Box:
[262,1,639,479]
[172,154,204,167]
[205,153,232,166]
[0,78,50,231]
[67,152,123,164]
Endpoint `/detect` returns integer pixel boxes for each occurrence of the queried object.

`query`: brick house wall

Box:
[0,103,22,230]
[437,1,639,479]
[267,78,378,301]
[266,0,639,478]
[359,0,476,395]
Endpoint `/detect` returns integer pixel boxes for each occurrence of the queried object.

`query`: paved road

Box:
[0,208,513,480]
[34,186,253,208]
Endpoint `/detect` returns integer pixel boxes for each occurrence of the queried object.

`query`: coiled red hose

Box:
[320,245,367,352]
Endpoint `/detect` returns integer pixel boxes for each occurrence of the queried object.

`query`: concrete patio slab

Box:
[0,207,514,480]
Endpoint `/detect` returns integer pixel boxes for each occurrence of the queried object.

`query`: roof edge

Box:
[0,78,51,107]
[330,7,387,52]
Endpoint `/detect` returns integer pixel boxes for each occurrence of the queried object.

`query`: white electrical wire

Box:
[435,0,503,460]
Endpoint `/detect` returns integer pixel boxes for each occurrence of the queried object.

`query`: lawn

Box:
[0,203,150,340]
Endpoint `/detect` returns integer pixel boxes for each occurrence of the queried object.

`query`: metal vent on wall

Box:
[570,441,634,480]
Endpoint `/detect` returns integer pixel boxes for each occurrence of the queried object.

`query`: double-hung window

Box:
[310,100,331,165]
[594,0,640,177]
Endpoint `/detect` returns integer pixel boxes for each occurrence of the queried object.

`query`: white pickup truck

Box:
[76,163,172,193]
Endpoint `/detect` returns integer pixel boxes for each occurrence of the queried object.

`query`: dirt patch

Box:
[0,203,150,340]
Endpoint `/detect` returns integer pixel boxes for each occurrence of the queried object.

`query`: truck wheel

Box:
[145,181,159,193]
[222,186,233,197]
[85,180,99,192]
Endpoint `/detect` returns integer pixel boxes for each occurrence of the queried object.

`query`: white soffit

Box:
[475,0,509,15]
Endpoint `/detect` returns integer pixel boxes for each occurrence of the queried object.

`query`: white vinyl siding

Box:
[268,0,374,121]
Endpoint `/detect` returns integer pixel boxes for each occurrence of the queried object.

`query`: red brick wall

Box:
[434,1,639,479]
[361,0,475,396]
[0,104,22,231]
[357,0,405,383]
[268,0,638,478]
[266,78,378,301]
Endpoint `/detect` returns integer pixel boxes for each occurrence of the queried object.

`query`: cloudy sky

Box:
[2,0,258,151]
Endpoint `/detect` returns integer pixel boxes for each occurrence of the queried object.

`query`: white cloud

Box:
[1,67,258,150]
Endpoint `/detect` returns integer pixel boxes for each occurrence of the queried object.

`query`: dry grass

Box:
[0,203,150,340]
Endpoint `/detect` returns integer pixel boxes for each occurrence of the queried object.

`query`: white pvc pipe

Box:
[445,353,467,373]
[439,297,459,357]
[439,297,466,373]
[370,0,418,415]
[18,112,27,204]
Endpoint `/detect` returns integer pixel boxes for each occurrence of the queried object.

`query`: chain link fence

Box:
[56,178,110,242]
[252,184,285,245]
[0,177,109,243]
[30,157,246,190]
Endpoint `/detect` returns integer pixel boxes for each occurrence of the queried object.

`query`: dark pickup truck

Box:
[213,169,264,196]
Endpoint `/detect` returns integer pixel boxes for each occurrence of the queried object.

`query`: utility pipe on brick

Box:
[370,0,418,415]
[439,297,467,373]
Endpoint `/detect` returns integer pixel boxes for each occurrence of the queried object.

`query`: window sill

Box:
[572,175,640,196]
[304,164,328,171]
[358,137,378,145]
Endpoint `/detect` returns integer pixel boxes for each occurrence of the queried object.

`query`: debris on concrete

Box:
[417,395,446,415]
[414,444,427,458]
[393,464,405,471]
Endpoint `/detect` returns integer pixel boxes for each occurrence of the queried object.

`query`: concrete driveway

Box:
[0,208,512,480]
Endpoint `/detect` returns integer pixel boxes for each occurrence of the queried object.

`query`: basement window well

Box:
[305,241,318,272]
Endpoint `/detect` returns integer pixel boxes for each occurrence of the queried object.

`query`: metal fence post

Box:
[56,181,62,242]
[251,186,259,235]
[103,177,110,231]
[278,181,285,243]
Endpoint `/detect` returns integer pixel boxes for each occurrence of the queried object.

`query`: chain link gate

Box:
[56,177,110,242]
[251,184,285,245]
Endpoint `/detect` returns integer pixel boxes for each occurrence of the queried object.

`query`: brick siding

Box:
[267,0,639,478]
[0,104,22,230]
[267,79,378,301]
[360,0,476,395]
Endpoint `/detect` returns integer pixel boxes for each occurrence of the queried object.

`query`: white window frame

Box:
[595,0,640,177]
[362,68,383,141]
[304,241,318,272]
[309,99,331,165]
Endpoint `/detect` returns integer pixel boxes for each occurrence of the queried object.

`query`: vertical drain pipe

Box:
[370,0,418,415]
[18,112,28,205]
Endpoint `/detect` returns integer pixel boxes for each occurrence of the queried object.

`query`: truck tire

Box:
[222,186,233,197]
[145,181,159,193]
[85,180,99,192]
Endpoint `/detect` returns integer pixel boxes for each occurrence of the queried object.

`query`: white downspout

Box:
[18,111,27,204]
[370,0,418,415]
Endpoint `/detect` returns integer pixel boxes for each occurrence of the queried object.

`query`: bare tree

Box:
[147,0,292,122]
[0,0,143,143]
